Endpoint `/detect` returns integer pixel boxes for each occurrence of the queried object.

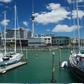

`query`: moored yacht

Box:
[0,5,23,67]
[68,51,84,82]
[0,52,23,66]
[68,0,84,82]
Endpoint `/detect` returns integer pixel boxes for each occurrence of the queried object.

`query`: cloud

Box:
[47,3,61,10]
[34,3,84,25]
[23,21,28,26]
[72,10,84,18]
[52,24,77,32]
[34,3,70,25]
[32,13,39,17]
[67,0,84,3]
[0,0,12,3]
[1,19,10,26]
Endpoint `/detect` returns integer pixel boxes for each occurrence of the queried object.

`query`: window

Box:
[48,38,50,40]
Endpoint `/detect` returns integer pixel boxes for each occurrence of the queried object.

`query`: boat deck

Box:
[0,61,27,74]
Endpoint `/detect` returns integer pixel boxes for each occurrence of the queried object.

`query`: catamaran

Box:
[0,5,23,66]
[68,0,84,82]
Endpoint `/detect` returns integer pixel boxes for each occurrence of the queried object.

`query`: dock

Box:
[0,61,27,74]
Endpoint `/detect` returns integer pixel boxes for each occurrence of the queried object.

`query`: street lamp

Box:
[51,51,56,83]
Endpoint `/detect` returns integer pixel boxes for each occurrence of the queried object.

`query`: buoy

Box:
[60,61,68,68]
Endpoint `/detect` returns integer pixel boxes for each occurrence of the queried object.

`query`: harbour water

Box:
[0,48,79,83]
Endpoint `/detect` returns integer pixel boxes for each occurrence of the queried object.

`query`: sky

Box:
[0,0,84,38]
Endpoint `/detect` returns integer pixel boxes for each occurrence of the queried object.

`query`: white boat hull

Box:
[0,53,23,66]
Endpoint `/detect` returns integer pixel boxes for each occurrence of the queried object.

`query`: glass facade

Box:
[4,28,31,39]
[52,36,70,46]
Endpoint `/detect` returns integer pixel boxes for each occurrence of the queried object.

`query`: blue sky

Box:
[0,0,84,38]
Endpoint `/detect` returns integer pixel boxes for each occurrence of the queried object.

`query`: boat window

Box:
[81,50,84,54]
[80,57,84,61]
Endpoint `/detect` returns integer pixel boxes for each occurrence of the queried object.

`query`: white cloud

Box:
[52,24,77,32]
[1,19,10,26]
[34,3,84,25]
[34,3,70,25]
[0,0,12,3]
[72,10,84,18]
[67,0,84,3]
[32,13,39,17]
[47,3,61,10]
[23,21,28,26]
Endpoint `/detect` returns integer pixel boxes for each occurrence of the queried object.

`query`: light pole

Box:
[51,51,56,83]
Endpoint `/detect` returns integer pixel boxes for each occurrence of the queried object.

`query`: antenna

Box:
[31,0,35,37]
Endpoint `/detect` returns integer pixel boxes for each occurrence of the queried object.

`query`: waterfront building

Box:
[35,36,52,45]
[28,36,52,47]
[70,38,84,47]
[5,27,31,39]
[2,27,31,47]
[52,36,70,46]
[28,37,46,47]
[42,36,52,45]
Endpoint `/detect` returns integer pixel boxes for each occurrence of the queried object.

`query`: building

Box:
[28,36,52,47]
[42,36,52,45]
[2,27,31,47]
[5,27,31,39]
[34,36,52,45]
[52,36,70,46]
[28,37,46,47]
[70,38,84,46]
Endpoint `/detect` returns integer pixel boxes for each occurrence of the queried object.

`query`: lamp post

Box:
[51,51,56,83]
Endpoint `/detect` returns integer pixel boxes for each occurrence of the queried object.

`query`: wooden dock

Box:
[0,61,27,74]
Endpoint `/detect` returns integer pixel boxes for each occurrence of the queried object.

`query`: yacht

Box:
[0,5,23,67]
[68,0,84,82]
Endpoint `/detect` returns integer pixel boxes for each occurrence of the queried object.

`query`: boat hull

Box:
[0,53,23,67]
[68,61,84,82]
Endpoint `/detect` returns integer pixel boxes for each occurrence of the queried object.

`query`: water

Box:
[0,48,78,83]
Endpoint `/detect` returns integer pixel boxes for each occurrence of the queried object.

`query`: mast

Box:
[72,0,76,51]
[31,0,35,37]
[4,11,7,56]
[17,11,23,53]
[14,4,17,53]
[76,0,80,53]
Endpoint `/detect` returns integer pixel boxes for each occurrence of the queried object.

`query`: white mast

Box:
[76,0,80,53]
[4,11,7,56]
[14,4,17,53]
[17,11,23,53]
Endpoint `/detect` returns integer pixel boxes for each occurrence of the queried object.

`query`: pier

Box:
[0,61,27,74]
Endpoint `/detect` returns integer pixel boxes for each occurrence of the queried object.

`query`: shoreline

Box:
[0,46,82,51]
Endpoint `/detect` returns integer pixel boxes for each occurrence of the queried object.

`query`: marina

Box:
[0,0,84,83]
[0,48,81,83]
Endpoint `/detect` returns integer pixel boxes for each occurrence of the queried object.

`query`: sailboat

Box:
[68,0,84,82]
[0,5,23,66]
